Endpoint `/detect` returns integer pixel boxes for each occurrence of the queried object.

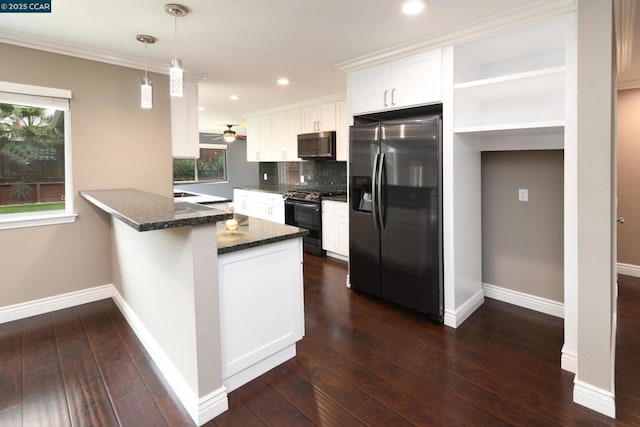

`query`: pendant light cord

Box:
[144,41,149,79]
[173,15,178,60]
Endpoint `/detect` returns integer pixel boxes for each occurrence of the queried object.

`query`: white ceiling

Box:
[0,0,638,134]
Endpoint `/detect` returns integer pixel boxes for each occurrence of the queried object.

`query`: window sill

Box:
[0,211,78,230]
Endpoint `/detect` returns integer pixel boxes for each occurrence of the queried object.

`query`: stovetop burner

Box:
[283,187,346,202]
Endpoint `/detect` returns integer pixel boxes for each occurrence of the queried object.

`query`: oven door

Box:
[285,200,321,230]
[285,199,324,255]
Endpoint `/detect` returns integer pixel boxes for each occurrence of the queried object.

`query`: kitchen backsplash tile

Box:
[258,161,346,189]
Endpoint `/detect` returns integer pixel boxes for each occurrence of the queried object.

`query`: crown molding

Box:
[0,28,203,81]
[336,0,577,72]
[618,79,640,90]
[244,92,346,118]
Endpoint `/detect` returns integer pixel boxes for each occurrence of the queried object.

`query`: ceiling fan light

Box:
[223,126,237,143]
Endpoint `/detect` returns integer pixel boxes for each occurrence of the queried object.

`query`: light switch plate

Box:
[263,173,268,180]
[518,188,528,202]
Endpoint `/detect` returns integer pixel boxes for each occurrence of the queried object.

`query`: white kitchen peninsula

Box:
[80,189,307,426]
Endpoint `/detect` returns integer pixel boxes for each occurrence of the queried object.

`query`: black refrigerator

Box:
[349,112,443,323]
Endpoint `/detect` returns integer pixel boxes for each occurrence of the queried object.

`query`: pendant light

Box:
[223,125,237,143]
[164,4,188,97]
[136,35,156,109]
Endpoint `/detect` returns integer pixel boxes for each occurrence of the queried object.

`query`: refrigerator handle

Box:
[372,151,380,229]
[377,152,385,229]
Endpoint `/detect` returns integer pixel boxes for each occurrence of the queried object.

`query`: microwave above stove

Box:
[297,131,336,160]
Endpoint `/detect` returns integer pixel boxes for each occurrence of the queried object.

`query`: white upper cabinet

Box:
[452,15,569,143]
[246,115,272,161]
[272,109,301,161]
[348,48,442,115]
[171,81,200,158]
[335,100,350,162]
[301,102,336,133]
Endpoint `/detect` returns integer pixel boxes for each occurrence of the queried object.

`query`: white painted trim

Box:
[336,0,577,72]
[617,262,640,277]
[0,284,112,324]
[573,379,616,418]
[244,92,346,118]
[482,283,564,318]
[111,289,227,425]
[224,344,296,393]
[0,28,201,80]
[0,81,71,99]
[618,79,640,90]
[444,289,484,328]
[197,387,229,426]
[325,251,348,262]
[0,212,77,230]
[561,345,578,373]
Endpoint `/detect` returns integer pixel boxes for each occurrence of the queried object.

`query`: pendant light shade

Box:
[165,4,188,98]
[223,125,237,143]
[136,34,156,109]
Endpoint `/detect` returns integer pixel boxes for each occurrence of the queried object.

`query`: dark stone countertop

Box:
[80,189,232,232]
[217,216,308,255]
[236,184,347,195]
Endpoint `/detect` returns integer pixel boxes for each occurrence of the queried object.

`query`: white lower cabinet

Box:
[322,200,349,259]
[218,238,304,392]
[233,189,285,224]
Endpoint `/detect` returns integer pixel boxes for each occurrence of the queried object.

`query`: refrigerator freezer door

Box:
[379,116,443,321]
[349,123,381,297]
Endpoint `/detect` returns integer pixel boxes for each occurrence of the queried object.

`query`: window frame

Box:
[0,81,76,230]
[173,143,229,184]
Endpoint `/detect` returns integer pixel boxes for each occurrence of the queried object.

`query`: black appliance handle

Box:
[377,152,385,229]
[372,151,380,229]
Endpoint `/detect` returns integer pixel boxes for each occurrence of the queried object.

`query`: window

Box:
[173,144,227,183]
[0,81,75,229]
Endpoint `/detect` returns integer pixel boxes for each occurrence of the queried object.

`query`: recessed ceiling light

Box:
[402,0,428,16]
[198,107,205,111]
[277,78,290,86]
[229,95,240,101]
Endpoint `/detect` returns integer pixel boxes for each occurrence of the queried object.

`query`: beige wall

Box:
[0,43,173,307]
[617,88,640,266]
[481,150,564,302]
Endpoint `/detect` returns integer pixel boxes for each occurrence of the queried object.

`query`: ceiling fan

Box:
[205,124,246,143]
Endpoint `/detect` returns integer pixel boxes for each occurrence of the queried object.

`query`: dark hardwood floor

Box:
[1,254,639,426]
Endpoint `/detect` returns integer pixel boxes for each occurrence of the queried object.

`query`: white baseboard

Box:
[482,283,564,318]
[561,346,578,373]
[617,262,640,278]
[224,344,296,393]
[573,379,616,418]
[444,289,485,328]
[0,284,113,324]
[326,251,348,262]
[111,289,228,425]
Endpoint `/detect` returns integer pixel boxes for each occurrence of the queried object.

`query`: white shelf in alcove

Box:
[454,66,565,99]
[454,120,565,135]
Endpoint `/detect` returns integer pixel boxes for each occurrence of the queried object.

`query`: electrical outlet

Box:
[518,188,528,202]
[263,173,268,181]
[300,175,305,183]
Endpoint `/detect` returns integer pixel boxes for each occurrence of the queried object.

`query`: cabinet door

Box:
[347,63,390,115]
[246,115,273,162]
[335,100,350,161]
[334,202,349,257]
[321,201,335,252]
[390,49,442,108]
[273,109,301,161]
[301,103,336,133]
[233,189,251,215]
[272,111,289,161]
[171,81,200,158]
[264,193,285,224]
